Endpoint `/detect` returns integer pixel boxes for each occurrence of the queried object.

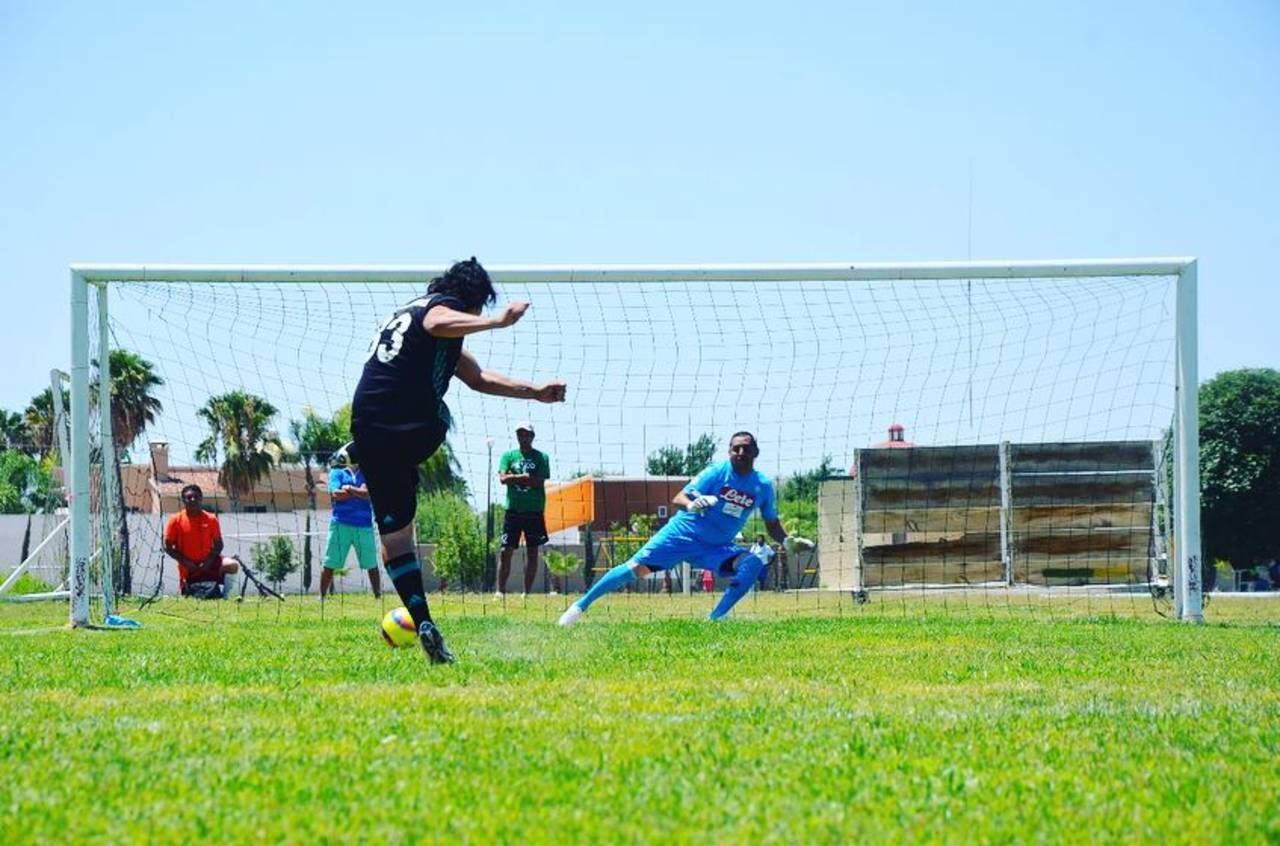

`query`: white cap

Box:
[515,421,535,434]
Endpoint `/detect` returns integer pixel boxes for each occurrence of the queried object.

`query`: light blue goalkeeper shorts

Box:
[631,524,745,573]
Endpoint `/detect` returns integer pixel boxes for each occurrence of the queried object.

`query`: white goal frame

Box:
[68,258,1203,623]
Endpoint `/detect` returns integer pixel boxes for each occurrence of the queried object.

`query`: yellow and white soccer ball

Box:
[380,606,418,648]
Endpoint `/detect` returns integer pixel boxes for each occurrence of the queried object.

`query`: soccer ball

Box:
[380,607,418,648]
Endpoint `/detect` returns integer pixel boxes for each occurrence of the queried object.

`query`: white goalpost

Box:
[67,258,1204,625]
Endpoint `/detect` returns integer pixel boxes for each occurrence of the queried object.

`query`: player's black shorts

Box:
[501,511,548,549]
[351,422,446,535]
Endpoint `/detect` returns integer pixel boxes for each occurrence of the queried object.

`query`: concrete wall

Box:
[819,440,1160,589]
[0,513,71,590]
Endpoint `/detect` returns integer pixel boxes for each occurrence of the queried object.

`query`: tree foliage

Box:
[419,440,467,497]
[94,349,164,451]
[0,451,57,514]
[23,388,68,461]
[0,451,37,513]
[252,534,297,588]
[604,513,657,563]
[646,433,718,476]
[0,410,27,452]
[544,549,581,576]
[195,391,283,506]
[289,407,348,470]
[743,500,817,544]
[416,491,485,587]
[96,348,163,596]
[779,455,838,504]
[1199,368,1280,568]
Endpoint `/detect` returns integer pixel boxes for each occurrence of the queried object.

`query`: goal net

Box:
[63,260,1213,626]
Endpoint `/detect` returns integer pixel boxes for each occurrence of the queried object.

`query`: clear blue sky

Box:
[2,0,1277,418]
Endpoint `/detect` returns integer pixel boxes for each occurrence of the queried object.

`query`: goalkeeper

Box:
[558,432,813,625]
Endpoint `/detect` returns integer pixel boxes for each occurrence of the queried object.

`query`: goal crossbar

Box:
[72,257,1194,285]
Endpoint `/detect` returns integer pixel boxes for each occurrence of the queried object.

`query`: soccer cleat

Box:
[557,605,584,627]
[417,621,455,664]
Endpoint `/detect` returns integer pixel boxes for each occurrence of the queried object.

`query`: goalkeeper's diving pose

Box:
[558,431,814,625]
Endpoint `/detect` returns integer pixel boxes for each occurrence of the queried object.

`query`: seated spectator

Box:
[164,484,240,598]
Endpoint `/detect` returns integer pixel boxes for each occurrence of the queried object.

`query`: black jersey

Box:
[352,294,465,436]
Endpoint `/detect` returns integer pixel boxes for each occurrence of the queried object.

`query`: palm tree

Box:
[100,350,164,453]
[0,409,25,452]
[23,388,66,461]
[289,408,348,592]
[195,391,283,511]
[419,439,467,496]
[93,350,164,595]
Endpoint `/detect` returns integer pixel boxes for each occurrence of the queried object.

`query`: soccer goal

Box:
[66,259,1207,625]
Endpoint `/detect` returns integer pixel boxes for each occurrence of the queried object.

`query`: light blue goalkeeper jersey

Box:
[665,460,778,545]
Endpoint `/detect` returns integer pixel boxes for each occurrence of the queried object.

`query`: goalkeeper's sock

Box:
[575,563,638,611]
[385,552,433,626]
[709,553,766,621]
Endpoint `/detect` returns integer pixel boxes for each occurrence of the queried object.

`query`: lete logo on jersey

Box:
[717,486,755,518]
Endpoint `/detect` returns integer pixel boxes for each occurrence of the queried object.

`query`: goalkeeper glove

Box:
[784,536,815,553]
[686,494,718,514]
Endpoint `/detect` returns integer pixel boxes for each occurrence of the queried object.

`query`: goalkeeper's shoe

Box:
[418,621,455,664]
[557,605,584,627]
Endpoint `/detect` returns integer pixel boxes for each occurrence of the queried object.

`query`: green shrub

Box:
[544,549,581,576]
[252,535,297,587]
[417,492,485,587]
[605,513,656,563]
[742,499,816,542]
[416,491,471,543]
[1,571,54,595]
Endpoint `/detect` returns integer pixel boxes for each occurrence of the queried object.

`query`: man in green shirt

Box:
[496,421,551,597]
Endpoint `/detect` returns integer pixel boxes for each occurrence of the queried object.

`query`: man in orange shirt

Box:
[164,484,240,598]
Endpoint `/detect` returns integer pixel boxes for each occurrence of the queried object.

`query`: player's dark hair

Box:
[180,484,203,499]
[729,431,760,454]
[427,257,497,311]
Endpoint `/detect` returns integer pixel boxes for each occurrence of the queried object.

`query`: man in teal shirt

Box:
[496,421,551,597]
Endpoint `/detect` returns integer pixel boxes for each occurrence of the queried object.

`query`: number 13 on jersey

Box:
[368,312,412,364]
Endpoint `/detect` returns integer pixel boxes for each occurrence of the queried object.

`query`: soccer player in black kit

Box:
[350,258,567,663]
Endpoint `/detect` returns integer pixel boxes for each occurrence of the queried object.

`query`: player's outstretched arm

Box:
[422,301,529,338]
[765,518,814,552]
[455,350,567,403]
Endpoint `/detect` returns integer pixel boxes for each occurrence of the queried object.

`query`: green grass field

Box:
[1,596,1277,844]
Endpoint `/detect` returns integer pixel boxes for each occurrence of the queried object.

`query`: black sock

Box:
[384,552,432,627]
